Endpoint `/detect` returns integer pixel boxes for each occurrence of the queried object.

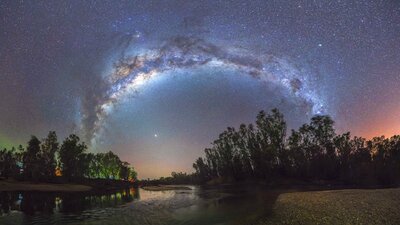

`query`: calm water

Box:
[0,185,279,225]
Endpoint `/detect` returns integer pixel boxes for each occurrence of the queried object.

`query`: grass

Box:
[0,179,92,192]
[258,188,400,225]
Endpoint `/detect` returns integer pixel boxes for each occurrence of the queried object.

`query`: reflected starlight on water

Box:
[0,186,278,225]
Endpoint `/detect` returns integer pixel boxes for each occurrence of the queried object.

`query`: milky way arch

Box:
[84,37,325,145]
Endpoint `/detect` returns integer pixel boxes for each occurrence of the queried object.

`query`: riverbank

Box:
[0,180,92,192]
[0,178,137,192]
[141,185,192,191]
[258,188,400,225]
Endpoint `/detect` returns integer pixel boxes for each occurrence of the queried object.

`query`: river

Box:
[0,185,279,225]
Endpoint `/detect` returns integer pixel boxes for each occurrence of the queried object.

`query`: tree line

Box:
[193,109,400,185]
[140,171,198,186]
[0,132,137,182]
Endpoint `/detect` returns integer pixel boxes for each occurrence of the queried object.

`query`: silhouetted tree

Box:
[334,132,352,181]
[193,157,210,182]
[0,132,137,183]
[59,134,87,179]
[23,136,42,181]
[0,147,18,179]
[192,108,400,186]
[237,124,254,176]
[349,136,373,184]
[40,131,59,178]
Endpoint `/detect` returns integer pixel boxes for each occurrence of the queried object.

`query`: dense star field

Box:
[0,1,399,178]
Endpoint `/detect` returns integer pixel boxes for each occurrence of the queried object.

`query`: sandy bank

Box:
[0,180,92,192]
[141,185,192,191]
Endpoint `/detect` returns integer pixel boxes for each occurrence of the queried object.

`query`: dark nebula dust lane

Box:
[87,36,325,146]
[0,1,399,178]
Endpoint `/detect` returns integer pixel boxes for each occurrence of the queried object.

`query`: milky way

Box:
[1,1,399,178]
[86,36,325,145]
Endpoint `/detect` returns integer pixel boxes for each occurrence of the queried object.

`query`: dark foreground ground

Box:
[258,188,400,225]
[1,179,400,225]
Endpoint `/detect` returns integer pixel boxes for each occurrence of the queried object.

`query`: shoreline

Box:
[141,185,192,191]
[1,178,395,193]
[0,180,92,192]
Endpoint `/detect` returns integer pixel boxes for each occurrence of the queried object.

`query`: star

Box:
[0,0,398,180]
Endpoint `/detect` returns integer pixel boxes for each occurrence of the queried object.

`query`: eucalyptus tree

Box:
[23,136,41,180]
[0,147,19,179]
[334,132,352,180]
[193,157,210,182]
[40,131,59,178]
[254,109,287,178]
[59,134,88,179]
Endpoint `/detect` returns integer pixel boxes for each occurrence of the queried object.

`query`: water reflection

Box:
[0,188,138,216]
[0,185,280,225]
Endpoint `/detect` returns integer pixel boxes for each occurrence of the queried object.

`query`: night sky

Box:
[1,1,400,178]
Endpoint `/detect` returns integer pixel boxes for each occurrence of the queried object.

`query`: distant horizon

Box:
[2,109,400,180]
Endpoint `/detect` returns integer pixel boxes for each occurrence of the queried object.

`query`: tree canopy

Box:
[0,132,137,183]
[193,109,400,185]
